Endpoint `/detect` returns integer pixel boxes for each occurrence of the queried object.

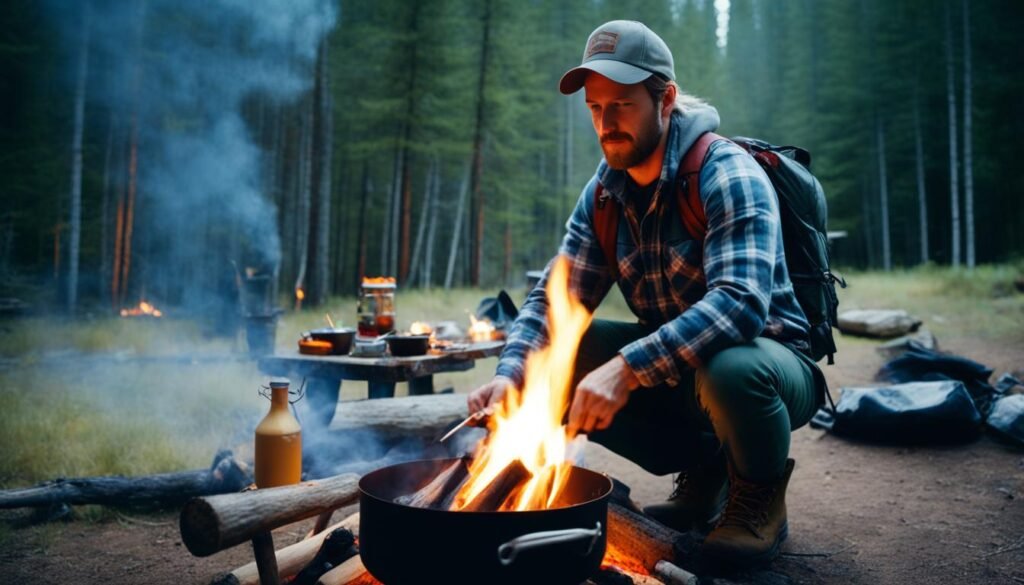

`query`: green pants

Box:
[575,319,824,483]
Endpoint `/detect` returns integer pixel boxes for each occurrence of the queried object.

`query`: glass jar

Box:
[357,277,397,337]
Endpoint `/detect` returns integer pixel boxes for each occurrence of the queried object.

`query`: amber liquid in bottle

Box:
[254,382,302,488]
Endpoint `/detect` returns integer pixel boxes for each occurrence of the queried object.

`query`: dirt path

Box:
[1,338,1022,584]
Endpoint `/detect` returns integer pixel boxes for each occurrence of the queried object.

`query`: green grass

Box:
[0,271,1020,491]
[835,263,1024,342]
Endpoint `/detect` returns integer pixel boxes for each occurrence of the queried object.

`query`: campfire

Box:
[119,300,163,318]
[178,257,701,584]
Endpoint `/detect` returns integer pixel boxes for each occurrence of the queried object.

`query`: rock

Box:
[838,309,922,338]
[875,328,939,358]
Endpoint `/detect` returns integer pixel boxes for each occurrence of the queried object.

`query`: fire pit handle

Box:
[496,521,602,566]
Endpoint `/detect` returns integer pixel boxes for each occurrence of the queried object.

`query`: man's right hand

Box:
[467,375,515,413]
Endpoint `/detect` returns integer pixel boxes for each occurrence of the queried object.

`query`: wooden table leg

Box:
[299,377,341,430]
[408,375,434,396]
[251,531,280,585]
[367,380,395,399]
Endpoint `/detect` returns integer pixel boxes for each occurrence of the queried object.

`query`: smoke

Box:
[57,0,339,311]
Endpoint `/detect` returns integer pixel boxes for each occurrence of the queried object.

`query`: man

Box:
[468,20,824,565]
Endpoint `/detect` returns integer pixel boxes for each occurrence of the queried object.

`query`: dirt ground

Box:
[1,337,1022,584]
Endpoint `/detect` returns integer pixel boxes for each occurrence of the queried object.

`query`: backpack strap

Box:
[592,131,727,280]
[675,131,726,243]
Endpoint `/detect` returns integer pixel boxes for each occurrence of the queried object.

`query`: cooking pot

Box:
[302,327,355,355]
[384,334,431,357]
[359,458,610,585]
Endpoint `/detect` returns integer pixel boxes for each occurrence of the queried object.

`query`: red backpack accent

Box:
[593,132,725,279]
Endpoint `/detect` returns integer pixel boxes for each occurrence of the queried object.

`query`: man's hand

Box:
[468,375,515,413]
[567,355,640,436]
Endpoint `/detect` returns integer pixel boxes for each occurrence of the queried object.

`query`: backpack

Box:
[593,132,845,364]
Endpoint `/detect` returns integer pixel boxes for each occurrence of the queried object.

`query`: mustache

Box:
[601,132,633,143]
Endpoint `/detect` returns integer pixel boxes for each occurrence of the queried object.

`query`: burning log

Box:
[315,554,376,585]
[211,513,361,585]
[459,459,532,512]
[394,458,469,510]
[289,527,359,585]
[0,450,248,510]
[180,473,360,557]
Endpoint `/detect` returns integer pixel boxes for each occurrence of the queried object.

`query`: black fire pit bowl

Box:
[359,458,611,585]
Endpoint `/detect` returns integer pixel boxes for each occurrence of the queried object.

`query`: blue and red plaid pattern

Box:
[496,111,810,389]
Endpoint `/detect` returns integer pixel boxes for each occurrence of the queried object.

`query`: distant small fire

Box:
[468,315,496,342]
[120,301,163,318]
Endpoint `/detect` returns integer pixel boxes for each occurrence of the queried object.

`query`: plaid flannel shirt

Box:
[496,110,810,389]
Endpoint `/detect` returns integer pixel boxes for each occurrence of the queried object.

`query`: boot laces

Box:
[717,480,776,539]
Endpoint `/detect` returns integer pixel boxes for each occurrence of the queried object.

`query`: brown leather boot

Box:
[642,458,728,532]
[701,458,795,566]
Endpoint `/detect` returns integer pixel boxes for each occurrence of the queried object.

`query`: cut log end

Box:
[180,497,221,557]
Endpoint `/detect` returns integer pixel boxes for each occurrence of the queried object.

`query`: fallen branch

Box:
[290,527,358,585]
[181,473,360,557]
[0,450,249,509]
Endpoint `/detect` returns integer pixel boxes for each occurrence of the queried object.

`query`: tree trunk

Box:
[119,1,147,307]
[445,162,471,290]
[407,157,434,287]
[945,1,960,267]
[875,114,891,271]
[913,90,929,264]
[66,2,90,314]
[356,161,370,289]
[962,0,974,268]
[100,113,116,307]
[312,40,333,305]
[294,97,314,302]
[469,0,493,287]
[422,161,441,288]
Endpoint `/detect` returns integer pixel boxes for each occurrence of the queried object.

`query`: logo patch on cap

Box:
[585,31,619,59]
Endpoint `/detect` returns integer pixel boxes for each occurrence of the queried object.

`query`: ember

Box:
[119,300,163,318]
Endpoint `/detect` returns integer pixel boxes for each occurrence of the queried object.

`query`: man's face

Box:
[584,73,664,170]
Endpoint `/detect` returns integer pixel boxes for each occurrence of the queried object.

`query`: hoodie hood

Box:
[597,103,721,204]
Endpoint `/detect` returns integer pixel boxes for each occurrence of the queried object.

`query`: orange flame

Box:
[453,256,592,511]
[410,321,433,335]
[119,300,163,318]
[295,288,305,301]
[468,314,496,342]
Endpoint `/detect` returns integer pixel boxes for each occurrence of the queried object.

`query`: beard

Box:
[601,112,664,170]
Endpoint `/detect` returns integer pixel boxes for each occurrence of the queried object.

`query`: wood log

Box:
[654,560,699,585]
[316,554,367,585]
[327,393,468,440]
[290,527,358,585]
[181,473,360,557]
[607,501,682,573]
[459,459,532,512]
[394,458,468,510]
[0,450,249,509]
[212,513,360,585]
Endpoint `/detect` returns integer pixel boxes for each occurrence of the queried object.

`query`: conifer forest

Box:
[2,0,1022,315]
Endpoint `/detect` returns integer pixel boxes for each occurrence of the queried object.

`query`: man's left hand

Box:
[567,354,640,436]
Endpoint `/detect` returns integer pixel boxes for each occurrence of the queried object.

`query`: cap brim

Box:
[558,60,653,95]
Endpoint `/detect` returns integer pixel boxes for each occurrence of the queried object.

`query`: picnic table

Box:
[257,340,505,428]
